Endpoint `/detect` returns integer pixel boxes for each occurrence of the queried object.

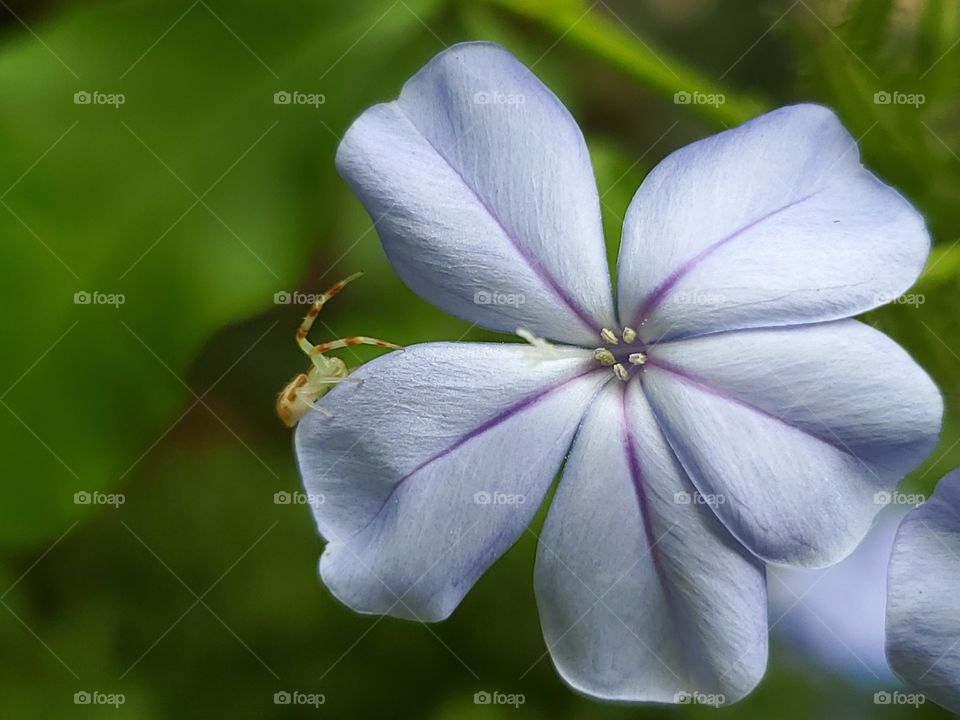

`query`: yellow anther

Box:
[593,348,616,366]
[600,328,619,345]
[622,327,637,344]
[628,352,647,365]
[613,363,628,381]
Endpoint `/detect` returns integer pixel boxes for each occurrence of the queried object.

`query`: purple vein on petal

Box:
[342,364,604,543]
[644,355,862,461]
[620,386,665,563]
[630,190,822,329]
[395,109,602,335]
[620,385,689,666]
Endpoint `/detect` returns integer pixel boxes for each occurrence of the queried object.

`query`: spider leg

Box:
[296,271,364,356]
[308,336,403,356]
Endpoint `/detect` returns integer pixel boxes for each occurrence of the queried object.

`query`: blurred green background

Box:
[1,0,958,717]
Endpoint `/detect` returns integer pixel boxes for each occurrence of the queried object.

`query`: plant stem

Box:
[482,0,771,126]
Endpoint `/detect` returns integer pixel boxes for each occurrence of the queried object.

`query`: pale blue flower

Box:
[295,42,942,704]
[886,470,960,713]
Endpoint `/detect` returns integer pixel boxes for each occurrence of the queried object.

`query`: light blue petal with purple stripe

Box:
[641,320,941,568]
[886,470,960,713]
[336,42,615,346]
[295,342,609,621]
[535,381,767,704]
[617,104,929,344]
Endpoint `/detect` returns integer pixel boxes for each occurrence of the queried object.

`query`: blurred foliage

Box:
[0,0,444,543]
[0,0,958,717]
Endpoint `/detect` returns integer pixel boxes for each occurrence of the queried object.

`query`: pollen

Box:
[613,363,628,381]
[622,327,637,343]
[600,328,619,344]
[628,352,647,365]
[593,348,616,365]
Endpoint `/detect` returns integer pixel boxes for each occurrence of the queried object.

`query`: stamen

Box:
[628,352,647,366]
[593,348,616,366]
[613,363,628,381]
[600,328,619,345]
[622,327,637,344]
[516,327,552,349]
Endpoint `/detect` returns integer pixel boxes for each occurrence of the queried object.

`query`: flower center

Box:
[594,327,646,382]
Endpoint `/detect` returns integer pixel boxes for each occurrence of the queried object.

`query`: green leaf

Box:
[843,0,896,58]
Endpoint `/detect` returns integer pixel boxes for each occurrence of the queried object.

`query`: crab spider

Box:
[276,272,402,427]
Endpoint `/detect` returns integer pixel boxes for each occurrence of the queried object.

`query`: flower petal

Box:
[886,470,960,713]
[641,320,942,568]
[617,104,929,343]
[336,42,615,345]
[769,506,908,685]
[294,342,608,621]
[535,382,767,705]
